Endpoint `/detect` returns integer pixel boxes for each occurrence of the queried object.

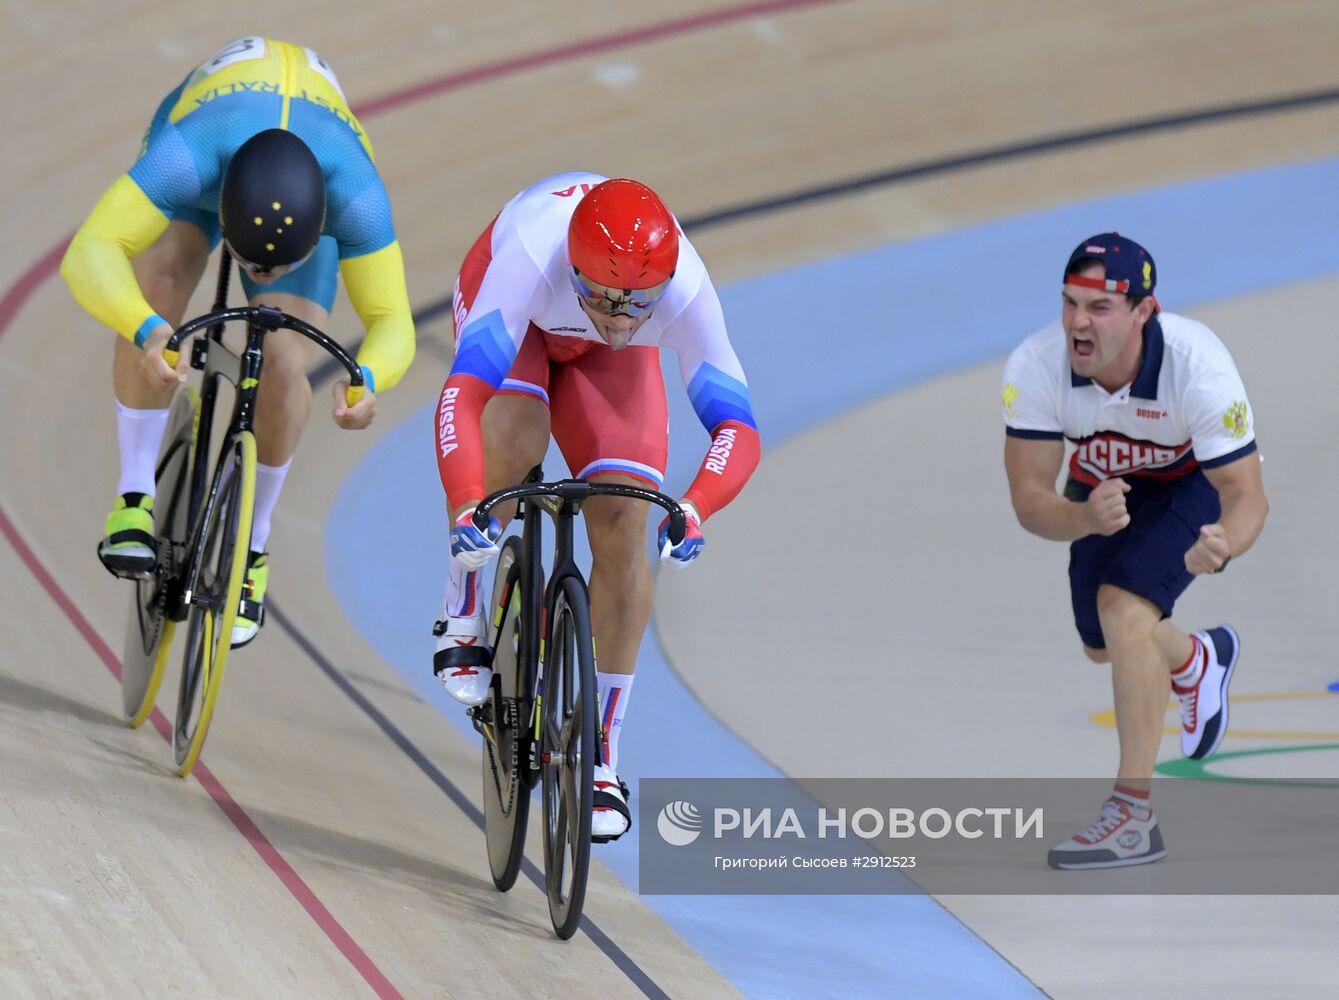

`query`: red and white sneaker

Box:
[1175,625,1240,760]
[1048,796,1166,869]
[591,763,631,843]
[432,612,491,706]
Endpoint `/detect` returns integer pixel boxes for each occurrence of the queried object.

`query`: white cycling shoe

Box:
[432,612,491,707]
[592,763,631,843]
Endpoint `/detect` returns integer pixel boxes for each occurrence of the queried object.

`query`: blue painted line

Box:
[328,412,1041,1000]
[325,156,1339,998]
[717,156,1339,450]
[684,87,1339,230]
[266,599,671,999]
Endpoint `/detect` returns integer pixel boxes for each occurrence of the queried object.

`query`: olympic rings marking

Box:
[1089,690,1339,741]
[1155,742,1339,788]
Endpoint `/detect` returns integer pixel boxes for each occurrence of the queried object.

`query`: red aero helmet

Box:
[567,179,679,290]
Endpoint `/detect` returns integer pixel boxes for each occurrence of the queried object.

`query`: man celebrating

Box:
[1001,233,1268,868]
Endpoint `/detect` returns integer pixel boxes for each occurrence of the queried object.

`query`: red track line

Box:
[0,505,404,999]
[353,0,845,117]
[0,241,68,336]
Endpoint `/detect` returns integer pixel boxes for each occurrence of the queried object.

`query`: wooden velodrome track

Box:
[3,2,1339,997]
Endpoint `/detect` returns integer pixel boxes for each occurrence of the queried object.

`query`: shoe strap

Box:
[432,616,486,639]
[593,787,630,815]
[433,644,490,675]
[105,528,156,549]
[591,786,632,842]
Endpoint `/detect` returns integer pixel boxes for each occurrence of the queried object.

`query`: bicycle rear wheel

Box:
[173,430,255,776]
[481,536,531,891]
[122,387,199,727]
[541,574,597,940]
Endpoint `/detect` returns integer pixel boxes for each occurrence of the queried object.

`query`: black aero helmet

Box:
[220,129,326,274]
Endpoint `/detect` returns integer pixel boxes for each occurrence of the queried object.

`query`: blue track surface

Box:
[326,157,1339,998]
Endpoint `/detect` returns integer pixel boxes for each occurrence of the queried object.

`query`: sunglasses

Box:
[225,239,314,279]
[569,268,672,318]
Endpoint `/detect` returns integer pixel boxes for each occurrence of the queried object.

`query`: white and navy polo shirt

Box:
[1001,312,1257,485]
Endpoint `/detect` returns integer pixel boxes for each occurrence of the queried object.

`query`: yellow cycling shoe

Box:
[98,492,157,578]
[231,552,268,649]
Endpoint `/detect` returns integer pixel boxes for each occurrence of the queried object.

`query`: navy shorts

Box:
[1067,471,1221,650]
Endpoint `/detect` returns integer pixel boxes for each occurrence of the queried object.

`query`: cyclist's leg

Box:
[548,342,667,680]
[244,297,321,467]
[581,477,654,677]
[102,218,211,573]
[241,235,339,467]
[435,327,550,704]
[478,327,554,509]
[548,342,667,839]
[228,238,336,643]
[232,292,320,640]
[445,321,554,519]
[481,397,552,501]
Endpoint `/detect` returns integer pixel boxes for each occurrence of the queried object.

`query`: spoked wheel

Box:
[122,387,199,727]
[481,536,532,891]
[541,575,597,940]
[173,430,255,776]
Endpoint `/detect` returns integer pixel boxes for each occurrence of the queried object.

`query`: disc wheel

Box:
[482,536,533,891]
[122,387,199,726]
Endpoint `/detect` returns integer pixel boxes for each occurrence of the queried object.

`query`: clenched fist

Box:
[1084,477,1131,536]
[1185,523,1231,575]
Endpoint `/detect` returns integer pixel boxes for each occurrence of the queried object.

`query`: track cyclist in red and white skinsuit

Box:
[433,173,761,840]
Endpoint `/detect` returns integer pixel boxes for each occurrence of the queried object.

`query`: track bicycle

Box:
[464,468,686,939]
[119,250,365,777]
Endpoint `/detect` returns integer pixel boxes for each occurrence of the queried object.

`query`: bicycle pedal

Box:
[96,542,157,581]
[466,703,489,734]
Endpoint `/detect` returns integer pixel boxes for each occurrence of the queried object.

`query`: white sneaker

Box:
[1175,626,1239,760]
[432,613,491,706]
[591,763,631,842]
[1048,797,1166,869]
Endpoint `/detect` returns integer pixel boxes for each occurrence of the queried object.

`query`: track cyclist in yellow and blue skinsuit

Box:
[62,37,415,647]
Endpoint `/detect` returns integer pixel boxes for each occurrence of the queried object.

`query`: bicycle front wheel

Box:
[173,430,255,776]
[122,387,199,727]
[481,536,531,891]
[541,574,597,940]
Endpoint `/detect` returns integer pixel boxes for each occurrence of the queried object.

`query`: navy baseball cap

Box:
[1064,232,1157,301]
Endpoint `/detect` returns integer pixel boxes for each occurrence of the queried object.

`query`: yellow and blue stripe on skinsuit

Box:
[61,36,414,394]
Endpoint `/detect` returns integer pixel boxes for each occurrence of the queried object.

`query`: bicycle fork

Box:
[530,630,549,769]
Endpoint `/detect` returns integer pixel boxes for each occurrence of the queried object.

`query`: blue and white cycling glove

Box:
[450,507,502,570]
[657,501,704,569]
